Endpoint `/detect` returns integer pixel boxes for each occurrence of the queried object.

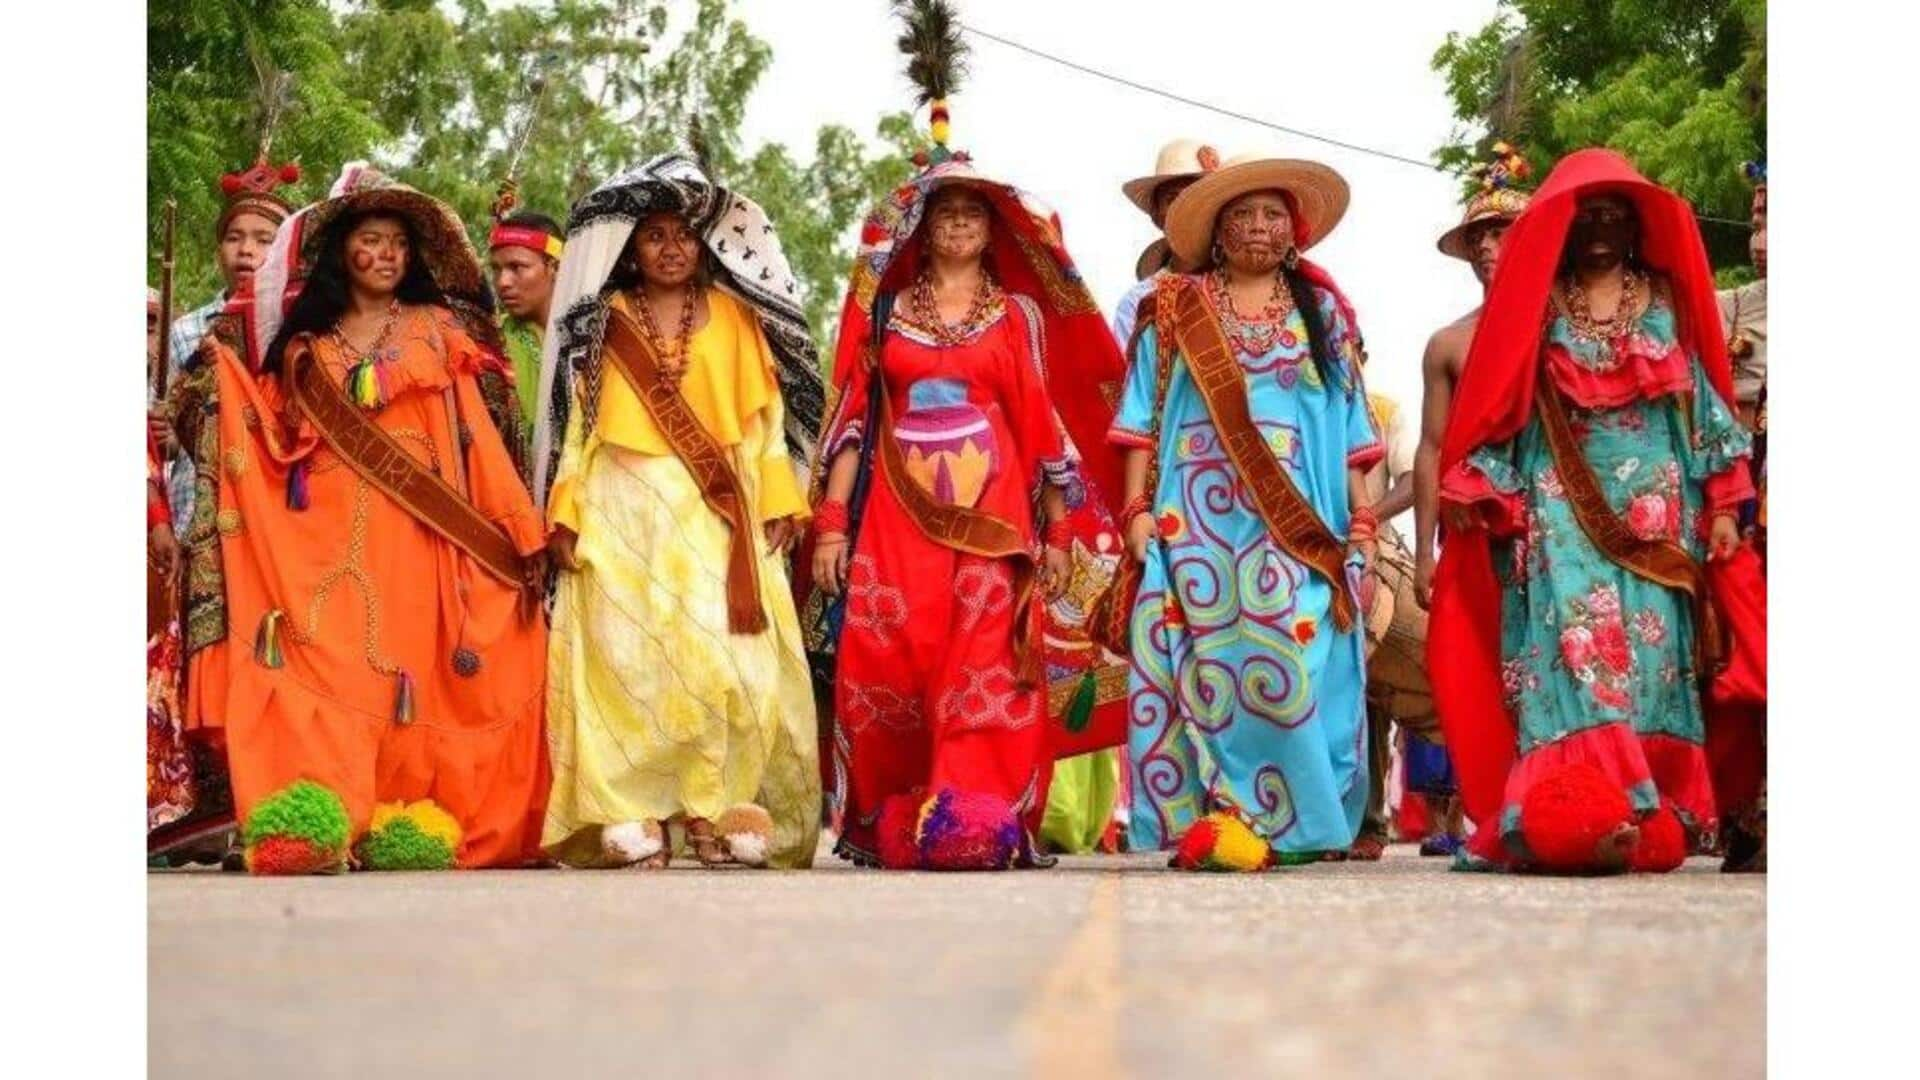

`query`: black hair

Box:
[264,208,450,376]
[1282,262,1342,396]
[500,209,563,238]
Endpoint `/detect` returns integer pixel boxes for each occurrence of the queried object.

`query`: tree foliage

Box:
[148,0,915,343]
[1431,0,1765,269]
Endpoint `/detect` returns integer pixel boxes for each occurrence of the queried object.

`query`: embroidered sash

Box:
[1535,377,1726,670]
[602,306,768,635]
[1167,276,1357,632]
[873,360,1041,686]
[290,342,531,589]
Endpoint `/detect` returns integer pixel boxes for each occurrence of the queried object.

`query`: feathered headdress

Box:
[215,38,302,235]
[895,1,970,167]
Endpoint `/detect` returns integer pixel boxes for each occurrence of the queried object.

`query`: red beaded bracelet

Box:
[813,498,850,537]
[1043,519,1073,550]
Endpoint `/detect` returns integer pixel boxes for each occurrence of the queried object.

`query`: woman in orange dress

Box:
[179,164,550,872]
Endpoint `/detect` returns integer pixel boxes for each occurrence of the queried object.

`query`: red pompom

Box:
[279,163,302,184]
[1630,802,1689,873]
[1519,763,1634,873]
[1170,819,1222,871]
[875,793,924,870]
[220,174,245,197]
[245,835,334,876]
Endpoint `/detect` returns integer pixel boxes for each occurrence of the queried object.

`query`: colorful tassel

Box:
[253,610,285,669]
[1063,669,1097,733]
[392,670,415,724]
[286,459,310,511]
[347,359,387,410]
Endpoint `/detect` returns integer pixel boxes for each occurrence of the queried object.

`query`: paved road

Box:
[150,843,1763,1079]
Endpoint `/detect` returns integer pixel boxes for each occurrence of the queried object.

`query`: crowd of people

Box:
[145,32,1767,878]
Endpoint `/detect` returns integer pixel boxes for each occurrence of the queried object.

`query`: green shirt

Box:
[499,314,544,430]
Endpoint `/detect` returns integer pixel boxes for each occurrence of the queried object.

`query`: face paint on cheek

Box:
[350,249,378,273]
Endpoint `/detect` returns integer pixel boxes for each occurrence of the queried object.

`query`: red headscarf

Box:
[1428,149,1743,826]
[825,160,1127,514]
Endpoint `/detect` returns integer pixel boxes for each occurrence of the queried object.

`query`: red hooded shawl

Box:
[1428,149,1763,827]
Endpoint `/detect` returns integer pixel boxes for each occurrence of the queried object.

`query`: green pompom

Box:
[242,780,351,849]
[355,818,458,871]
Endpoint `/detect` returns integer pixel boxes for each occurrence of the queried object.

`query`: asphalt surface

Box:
[149,842,1764,1079]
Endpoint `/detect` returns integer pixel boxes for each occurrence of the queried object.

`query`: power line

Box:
[959,22,1752,231]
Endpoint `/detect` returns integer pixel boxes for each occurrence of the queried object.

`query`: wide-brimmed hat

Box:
[297,163,490,303]
[1436,143,1533,260]
[1164,153,1350,268]
[1134,237,1172,280]
[1120,139,1222,216]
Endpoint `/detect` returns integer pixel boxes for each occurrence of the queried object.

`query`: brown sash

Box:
[1535,377,1726,670]
[1167,277,1357,632]
[602,307,768,635]
[290,343,530,588]
[873,367,1042,687]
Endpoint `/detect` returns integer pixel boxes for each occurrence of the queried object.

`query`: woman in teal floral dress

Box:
[1431,150,1758,872]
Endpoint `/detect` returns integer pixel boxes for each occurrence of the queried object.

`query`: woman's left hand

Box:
[1041,545,1072,601]
[1708,512,1741,561]
[765,516,801,555]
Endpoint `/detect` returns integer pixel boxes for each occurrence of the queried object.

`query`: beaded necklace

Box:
[632,283,700,376]
[1561,269,1643,342]
[910,267,1000,347]
[1206,269,1296,356]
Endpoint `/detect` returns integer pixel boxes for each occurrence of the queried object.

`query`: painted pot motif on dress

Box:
[896,378,1000,508]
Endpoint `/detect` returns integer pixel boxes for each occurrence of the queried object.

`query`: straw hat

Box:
[1121,139,1223,215]
[1134,237,1172,280]
[1436,143,1533,260]
[1164,152,1350,268]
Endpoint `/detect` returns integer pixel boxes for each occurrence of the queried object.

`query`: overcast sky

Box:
[734,0,1504,421]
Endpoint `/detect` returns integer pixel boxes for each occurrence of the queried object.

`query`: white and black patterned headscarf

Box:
[531,153,823,506]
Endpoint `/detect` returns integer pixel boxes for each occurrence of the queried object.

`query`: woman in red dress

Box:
[808,156,1125,870]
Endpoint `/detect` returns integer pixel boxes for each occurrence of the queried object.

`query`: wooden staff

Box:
[154,199,177,403]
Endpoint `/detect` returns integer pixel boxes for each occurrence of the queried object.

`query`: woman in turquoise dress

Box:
[1430,150,1758,872]
[1109,156,1382,869]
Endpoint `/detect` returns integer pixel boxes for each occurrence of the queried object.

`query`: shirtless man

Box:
[1413,154,1531,609]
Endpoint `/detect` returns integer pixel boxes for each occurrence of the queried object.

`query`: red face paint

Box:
[350,249,378,273]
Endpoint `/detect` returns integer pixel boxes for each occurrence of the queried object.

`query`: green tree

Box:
[148,0,388,301]
[1431,0,1765,271]
[149,0,915,346]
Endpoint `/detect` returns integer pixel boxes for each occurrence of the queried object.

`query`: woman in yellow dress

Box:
[531,155,824,869]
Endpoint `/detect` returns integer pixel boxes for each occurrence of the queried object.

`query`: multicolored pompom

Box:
[915,789,1020,871]
[714,804,775,867]
[354,799,463,871]
[241,780,350,875]
[1171,812,1270,872]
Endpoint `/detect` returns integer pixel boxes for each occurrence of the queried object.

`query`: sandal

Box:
[684,818,737,868]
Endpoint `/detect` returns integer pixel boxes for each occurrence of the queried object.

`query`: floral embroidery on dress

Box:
[846,553,908,646]
[1557,583,1635,715]
[940,663,1026,731]
[955,560,1014,632]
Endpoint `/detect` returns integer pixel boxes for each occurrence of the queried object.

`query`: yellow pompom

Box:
[1206,812,1271,872]
[931,118,951,146]
[370,799,463,849]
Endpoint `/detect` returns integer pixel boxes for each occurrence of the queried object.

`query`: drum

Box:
[1366,528,1440,742]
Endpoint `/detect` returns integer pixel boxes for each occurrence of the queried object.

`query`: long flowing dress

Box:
[1112,280,1380,856]
[542,289,820,867]
[188,306,551,867]
[827,290,1077,863]
[1440,288,1753,855]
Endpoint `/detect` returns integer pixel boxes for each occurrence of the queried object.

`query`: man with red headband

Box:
[1428,149,1764,874]
[487,210,564,435]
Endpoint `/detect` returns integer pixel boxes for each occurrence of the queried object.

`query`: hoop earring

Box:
[1210,242,1225,267]
[1283,245,1301,271]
